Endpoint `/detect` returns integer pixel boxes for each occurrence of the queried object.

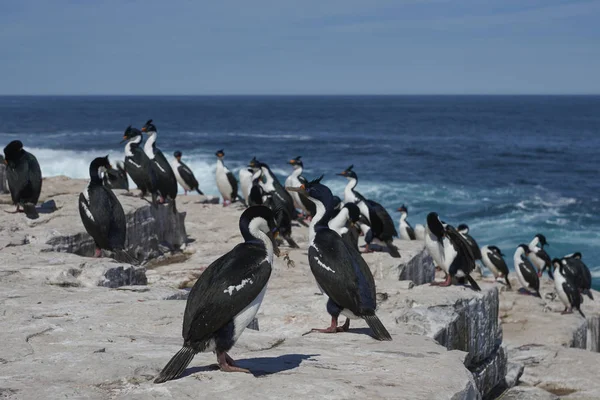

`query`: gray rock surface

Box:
[501,387,559,400]
[0,177,489,399]
[0,158,8,194]
[398,245,435,285]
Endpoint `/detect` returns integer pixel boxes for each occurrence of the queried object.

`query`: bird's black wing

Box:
[25,152,42,204]
[561,260,584,288]
[445,225,476,276]
[182,243,271,345]
[6,155,37,205]
[226,171,238,200]
[365,200,398,240]
[103,186,127,250]
[152,149,178,198]
[489,251,509,276]
[79,187,113,248]
[519,256,540,292]
[563,280,582,310]
[178,162,199,189]
[535,248,551,268]
[352,189,367,203]
[464,233,482,260]
[309,229,376,315]
[406,222,416,240]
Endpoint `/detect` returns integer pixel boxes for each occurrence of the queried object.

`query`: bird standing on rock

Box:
[171,151,204,195]
[121,126,152,198]
[481,245,511,289]
[154,206,279,383]
[215,149,239,206]
[513,244,541,297]
[551,258,585,317]
[141,119,178,212]
[424,212,480,291]
[528,234,551,277]
[287,177,392,340]
[3,140,42,219]
[78,156,137,264]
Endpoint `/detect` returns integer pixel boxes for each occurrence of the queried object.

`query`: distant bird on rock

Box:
[424,212,480,291]
[551,258,585,317]
[481,245,511,289]
[171,151,204,195]
[513,244,541,297]
[215,149,239,206]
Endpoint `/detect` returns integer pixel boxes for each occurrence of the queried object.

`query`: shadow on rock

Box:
[182,353,318,379]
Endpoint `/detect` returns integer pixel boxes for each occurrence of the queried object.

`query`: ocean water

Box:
[1,95,599,286]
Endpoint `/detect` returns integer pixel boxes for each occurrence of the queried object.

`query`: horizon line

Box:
[1,93,600,97]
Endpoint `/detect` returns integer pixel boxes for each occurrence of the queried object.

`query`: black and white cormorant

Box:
[102,161,129,190]
[78,156,136,264]
[141,120,178,211]
[287,177,392,341]
[338,166,399,257]
[555,253,593,300]
[457,224,482,262]
[397,205,416,240]
[3,140,42,218]
[552,258,585,317]
[247,167,264,207]
[239,167,254,205]
[481,245,511,288]
[154,206,279,383]
[513,244,541,297]
[215,149,239,206]
[250,157,297,220]
[329,202,362,252]
[528,234,551,277]
[424,212,480,291]
[171,151,203,195]
[121,126,152,197]
[285,156,314,218]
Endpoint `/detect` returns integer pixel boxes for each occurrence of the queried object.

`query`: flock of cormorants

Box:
[2,121,594,383]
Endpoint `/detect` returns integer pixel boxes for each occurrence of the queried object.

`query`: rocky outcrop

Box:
[391,285,506,397]
[0,159,8,194]
[42,192,187,261]
[398,246,435,285]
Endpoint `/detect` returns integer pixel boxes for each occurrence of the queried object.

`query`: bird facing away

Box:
[3,140,42,218]
[154,206,279,383]
[287,177,392,341]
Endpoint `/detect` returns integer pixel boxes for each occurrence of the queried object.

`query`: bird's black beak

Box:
[268,230,281,257]
[119,135,128,144]
[336,172,347,177]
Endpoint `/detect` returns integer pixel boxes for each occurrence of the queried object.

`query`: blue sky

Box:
[1,0,599,94]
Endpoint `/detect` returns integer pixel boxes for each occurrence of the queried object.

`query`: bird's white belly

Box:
[341,309,361,320]
[172,163,191,191]
[529,253,544,270]
[514,263,529,290]
[554,273,570,308]
[216,170,232,200]
[482,250,500,277]
[414,225,425,241]
[399,224,410,241]
[425,234,446,271]
[232,285,267,343]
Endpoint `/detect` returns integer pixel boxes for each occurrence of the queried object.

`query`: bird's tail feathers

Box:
[195,188,204,195]
[504,275,512,290]
[386,241,401,258]
[154,346,196,384]
[583,289,594,301]
[466,274,481,292]
[578,308,586,319]
[364,314,392,341]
